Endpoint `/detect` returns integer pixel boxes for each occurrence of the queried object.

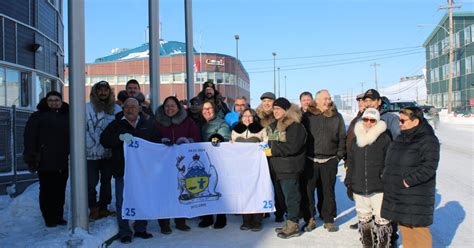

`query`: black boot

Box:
[358,221,374,248]
[376,223,392,248]
[198,215,214,228]
[214,214,227,229]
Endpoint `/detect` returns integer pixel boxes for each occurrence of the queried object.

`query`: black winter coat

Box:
[381,119,440,227]
[346,121,392,195]
[267,105,306,180]
[303,105,346,160]
[100,117,161,177]
[23,99,70,172]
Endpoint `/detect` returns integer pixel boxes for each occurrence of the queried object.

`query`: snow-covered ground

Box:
[0,118,472,247]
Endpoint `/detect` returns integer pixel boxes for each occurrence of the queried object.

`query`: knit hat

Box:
[203,80,215,90]
[273,97,291,110]
[260,92,276,100]
[362,108,380,122]
[362,89,381,100]
[46,91,62,99]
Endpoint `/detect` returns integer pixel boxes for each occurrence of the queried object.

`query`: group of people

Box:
[23,79,440,247]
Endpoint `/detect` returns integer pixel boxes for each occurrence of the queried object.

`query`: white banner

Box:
[122,137,275,220]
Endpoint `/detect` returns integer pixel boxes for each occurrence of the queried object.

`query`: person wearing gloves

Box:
[100,98,161,244]
[154,96,201,234]
[225,96,248,128]
[345,108,392,248]
[231,108,266,231]
[264,97,306,239]
[198,100,231,229]
[381,107,440,248]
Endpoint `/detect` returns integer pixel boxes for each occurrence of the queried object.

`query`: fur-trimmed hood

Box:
[274,104,302,132]
[90,84,116,114]
[155,105,188,127]
[354,120,387,147]
[306,101,337,117]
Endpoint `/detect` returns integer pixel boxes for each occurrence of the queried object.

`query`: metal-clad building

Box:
[64,40,250,104]
[422,12,474,110]
[0,0,64,191]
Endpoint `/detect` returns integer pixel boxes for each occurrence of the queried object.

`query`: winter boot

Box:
[277,220,301,239]
[213,214,227,229]
[304,217,316,232]
[375,223,392,248]
[198,215,214,228]
[274,221,287,233]
[89,207,100,221]
[359,221,374,248]
[323,222,339,232]
[99,208,116,218]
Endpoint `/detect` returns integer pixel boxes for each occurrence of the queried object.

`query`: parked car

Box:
[388,101,418,112]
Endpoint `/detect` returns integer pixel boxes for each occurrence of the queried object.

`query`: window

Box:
[433,43,439,57]
[455,60,460,77]
[454,32,461,48]
[160,74,171,83]
[6,69,20,106]
[465,56,472,74]
[429,45,434,59]
[441,37,449,54]
[0,68,5,106]
[20,72,29,107]
[464,26,472,45]
[472,25,474,43]
[434,67,439,82]
[35,76,53,105]
[454,91,461,108]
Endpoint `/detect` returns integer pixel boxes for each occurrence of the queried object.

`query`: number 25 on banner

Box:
[263,200,273,209]
[128,141,139,148]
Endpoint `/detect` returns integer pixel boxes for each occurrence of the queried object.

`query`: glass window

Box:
[442,37,449,54]
[464,26,471,45]
[472,25,474,43]
[454,32,460,48]
[466,57,472,74]
[35,76,53,105]
[6,69,20,106]
[160,74,171,83]
[0,67,5,106]
[20,72,29,107]
[433,43,439,57]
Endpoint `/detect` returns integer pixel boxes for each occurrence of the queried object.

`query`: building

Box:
[64,40,250,104]
[0,0,65,109]
[422,12,474,110]
[0,0,64,192]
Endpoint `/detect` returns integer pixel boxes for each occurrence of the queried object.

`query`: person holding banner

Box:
[154,96,202,234]
[264,97,306,239]
[100,98,161,244]
[198,100,231,229]
[231,108,267,232]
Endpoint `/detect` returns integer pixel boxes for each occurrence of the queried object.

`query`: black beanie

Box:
[46,91,62,99]
[273,97,291,110]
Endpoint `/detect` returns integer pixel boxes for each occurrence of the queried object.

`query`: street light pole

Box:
[234,34,239,100]
[277,67,280,98]
[284,75,287,98]
[272,52,276,95]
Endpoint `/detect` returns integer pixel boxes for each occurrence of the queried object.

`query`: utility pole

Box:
[272,52,276,95]
[440,0,461,113]
[277,67,281,98]
[360,82,365,93]
[234,34,239,100]
[284,75,287,98]
[370,62,380,90]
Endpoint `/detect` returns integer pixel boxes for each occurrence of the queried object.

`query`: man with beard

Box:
[196,80,230,119]
[125,79,154,119]
[86,81,122,220]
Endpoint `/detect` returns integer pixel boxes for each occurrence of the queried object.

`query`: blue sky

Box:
[64,0,474,104]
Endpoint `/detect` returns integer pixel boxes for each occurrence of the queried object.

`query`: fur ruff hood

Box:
[155,105,188,127]
[354,120,387,147]
[274,104,302,132]
[90,84,116,114]
[307,101,337,117]
[256,105,275,128]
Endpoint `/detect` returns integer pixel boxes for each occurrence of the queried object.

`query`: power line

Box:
[242,46,423,63]
[248,51,423,74]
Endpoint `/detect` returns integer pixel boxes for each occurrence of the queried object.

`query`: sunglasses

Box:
[399,119,409,124]
[362,118,377,123]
